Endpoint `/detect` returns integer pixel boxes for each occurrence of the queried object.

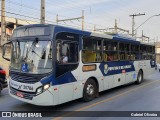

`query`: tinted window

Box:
[119,43,130,60]
[82,36,102,63]
[103,40,118,61]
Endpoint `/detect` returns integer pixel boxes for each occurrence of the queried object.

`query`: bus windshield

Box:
[10,40,52,74]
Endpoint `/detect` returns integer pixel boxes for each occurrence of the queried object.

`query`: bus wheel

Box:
[82,79,97,102]
[136,70,143,84]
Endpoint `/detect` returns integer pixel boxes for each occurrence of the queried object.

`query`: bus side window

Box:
[82,36,102,63]
[56,41,78,64]
[119,43,125,60]
[103,40,118,62]
[55,32,79,77]
[82,50,96,62]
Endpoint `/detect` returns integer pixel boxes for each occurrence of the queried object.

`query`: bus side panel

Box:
[73,81,84,100]
[58,83,74,104]
[133,60,155,80]
[144,60,155,79]
[50,86,59,105]
[77,62,104,92]
[104,75,114,90]
[113,74,125,87]
[125,72,136,83]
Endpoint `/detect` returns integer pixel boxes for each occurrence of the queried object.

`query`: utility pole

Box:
[94,24,96,32]
[56,14,58,24]
[114,19,118,33]
[1,0,6,46]
[41,0,45,24]
[141,30,149,42]
[130,13,145,37]
[82,10,84,31]
[57,10,84,30]
[109,19,129,34]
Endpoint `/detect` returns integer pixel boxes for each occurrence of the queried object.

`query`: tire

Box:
[136,70,143,84]
[82,79,98,102]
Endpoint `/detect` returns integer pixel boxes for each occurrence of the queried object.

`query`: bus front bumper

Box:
[9,88,54,106]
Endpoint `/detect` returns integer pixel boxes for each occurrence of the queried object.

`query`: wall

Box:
[155,42,160,63]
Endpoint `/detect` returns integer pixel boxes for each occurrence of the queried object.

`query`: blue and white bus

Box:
[2,24,155,106]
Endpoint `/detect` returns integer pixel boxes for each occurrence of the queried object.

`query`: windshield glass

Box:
[10,40,52,74]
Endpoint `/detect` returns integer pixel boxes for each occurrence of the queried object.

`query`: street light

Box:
[134,14,160,32]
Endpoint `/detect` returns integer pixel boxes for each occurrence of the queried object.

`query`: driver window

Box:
[57,40,78,64]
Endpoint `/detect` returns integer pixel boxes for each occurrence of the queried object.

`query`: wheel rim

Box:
[86,84,94,96]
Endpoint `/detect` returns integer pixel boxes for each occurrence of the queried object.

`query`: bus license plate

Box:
[16,92,24,98]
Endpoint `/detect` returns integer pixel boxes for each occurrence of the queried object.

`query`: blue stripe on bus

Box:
[40,72,76,85]
[99,61,135,76]
[54,72,77,85]
[40,74,54,85]
[40,72,77,85]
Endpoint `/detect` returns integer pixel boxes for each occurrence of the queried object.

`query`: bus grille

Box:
[10,74,40,84]
[10,87,35,100]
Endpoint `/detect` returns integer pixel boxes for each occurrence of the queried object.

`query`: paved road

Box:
[0,71,160,120]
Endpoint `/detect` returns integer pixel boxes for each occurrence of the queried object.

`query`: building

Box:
[155,42,160,63]
[0,16,38,45]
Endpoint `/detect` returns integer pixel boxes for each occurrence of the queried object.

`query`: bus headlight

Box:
[36,84,50,95]
[43,84,50,90]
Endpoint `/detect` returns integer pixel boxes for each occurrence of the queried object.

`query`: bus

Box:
[2,24,156,106]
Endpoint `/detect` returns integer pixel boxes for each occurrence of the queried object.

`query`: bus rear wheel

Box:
[136,70,143,84]
[82,79,97,102]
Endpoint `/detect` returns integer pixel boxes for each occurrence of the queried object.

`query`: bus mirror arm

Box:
[2,42,11,61]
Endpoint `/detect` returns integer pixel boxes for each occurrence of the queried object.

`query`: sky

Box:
[3,0,160,41]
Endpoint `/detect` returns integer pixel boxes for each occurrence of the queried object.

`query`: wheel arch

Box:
[139,69,143,76]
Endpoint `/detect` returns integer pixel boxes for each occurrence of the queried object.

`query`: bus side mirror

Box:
[2,42,11,61]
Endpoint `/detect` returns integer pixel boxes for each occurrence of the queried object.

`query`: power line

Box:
[2,10,96,31]
[7,1,108,31]
[129,13,145,37]
[5,0,106,29]
[3,0,138,35]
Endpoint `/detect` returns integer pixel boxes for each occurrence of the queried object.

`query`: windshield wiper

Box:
[32,50,41,58]
[23,38,39,60]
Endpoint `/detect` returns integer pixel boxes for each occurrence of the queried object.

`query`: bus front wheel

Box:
[136,70,143,84]
[82,79,97,102]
